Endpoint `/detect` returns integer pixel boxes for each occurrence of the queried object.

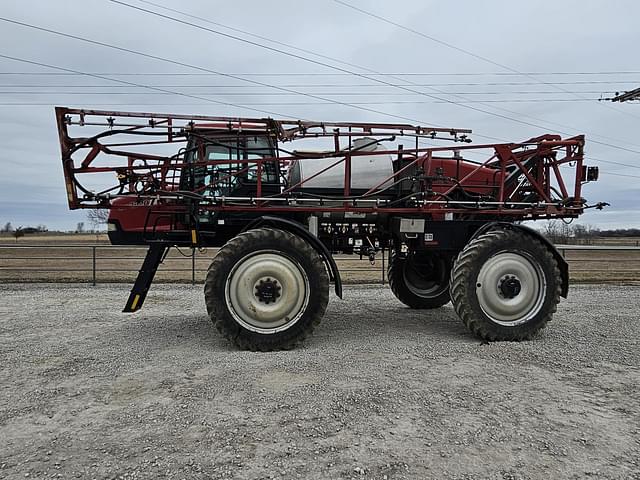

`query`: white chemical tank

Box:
[288,137,394,191]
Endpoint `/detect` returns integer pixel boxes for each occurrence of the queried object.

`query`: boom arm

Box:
[55,106,595,221]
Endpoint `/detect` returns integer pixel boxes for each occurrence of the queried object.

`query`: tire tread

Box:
[450,229,561,341]
[204,227,329,351]
[387,252,450,309]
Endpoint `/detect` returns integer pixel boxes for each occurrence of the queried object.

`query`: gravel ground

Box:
[0,283,639,480]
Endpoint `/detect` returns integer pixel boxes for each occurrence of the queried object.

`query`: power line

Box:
[125,0,640,118]
[322,3,640,152]
[0,16,459,130]
[0,91,603,101]
[0,54,301,119]
[588,155,640,171]
[0,98,600,104]
[601,171,640,179]
[105,0,640,154]
[1,91,637,169]
[102,0,524,142]
[559,163,640,178]
[0,85,615,94]
[1,13,637,171]
[2,71,640,77]
[609,87,640,103]
[2,100,637,170]
[4,93,636,171]
[333,0,640,124]
[0,79,636,88]
[103,0,597,144]
[132,0,385,80]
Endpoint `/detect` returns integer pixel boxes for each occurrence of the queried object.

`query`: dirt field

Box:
[1,242,639,284]
[0,233,111,244]
[2,233,637,247]
[0,283,639,479]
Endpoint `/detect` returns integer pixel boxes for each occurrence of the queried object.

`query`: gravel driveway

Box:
[0,283,638,480]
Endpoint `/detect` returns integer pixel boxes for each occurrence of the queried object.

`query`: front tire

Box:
[450,229,561,341]
[204,228,329,351]
[388,251,451,309]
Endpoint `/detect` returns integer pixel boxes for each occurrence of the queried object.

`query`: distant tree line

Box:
[2,216,637,245]
[542,221,639,245]
[0,223,48,241]
[2,222,48,233]
[597,228,640,237]
[1,209,109,239]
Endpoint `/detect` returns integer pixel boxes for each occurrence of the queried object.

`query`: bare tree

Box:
[583,224,600,244]
[558,222,573,244]
[87,209,109,232]
[572,224,587,244]
[76,222,85,234]
[543,220,560,243]
[1,222,12,233]
[543,220,574,244]
[572,224,600,245]
[13,227,24,242]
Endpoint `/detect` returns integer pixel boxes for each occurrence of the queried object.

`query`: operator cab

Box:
[179,126,284,231]
[181,127,282,200]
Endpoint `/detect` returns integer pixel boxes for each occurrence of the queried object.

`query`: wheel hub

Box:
[225,251,310,334]
[475,251,546,326]
[402,253,449,298]
[254,278,282,304]
[499,275,521,299]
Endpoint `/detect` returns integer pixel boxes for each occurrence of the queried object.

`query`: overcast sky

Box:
[0,0,639,230]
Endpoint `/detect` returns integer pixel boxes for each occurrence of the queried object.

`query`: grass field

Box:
[0,233,638,284]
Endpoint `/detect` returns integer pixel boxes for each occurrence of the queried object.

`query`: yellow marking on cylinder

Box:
[191,229,197,244]
[130,294,141,311]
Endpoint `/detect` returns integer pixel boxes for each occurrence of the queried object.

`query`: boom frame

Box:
[55,107,589,221]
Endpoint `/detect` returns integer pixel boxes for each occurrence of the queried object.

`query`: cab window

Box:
[186,135,278,198]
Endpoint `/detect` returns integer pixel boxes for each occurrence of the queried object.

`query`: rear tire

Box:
[450,229,561,341]
[388,251,451,309]
[204,227,329,351]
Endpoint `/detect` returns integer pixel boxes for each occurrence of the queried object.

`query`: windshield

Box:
[185,135,278,198]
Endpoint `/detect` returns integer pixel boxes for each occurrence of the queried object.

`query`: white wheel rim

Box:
[476,251,546,326]
[225,250,310,334]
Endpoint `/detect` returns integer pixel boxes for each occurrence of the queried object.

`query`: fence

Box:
[0,244,639,285]
[0,244,387,285]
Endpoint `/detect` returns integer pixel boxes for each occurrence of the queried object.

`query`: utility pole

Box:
[607,87,640,103]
